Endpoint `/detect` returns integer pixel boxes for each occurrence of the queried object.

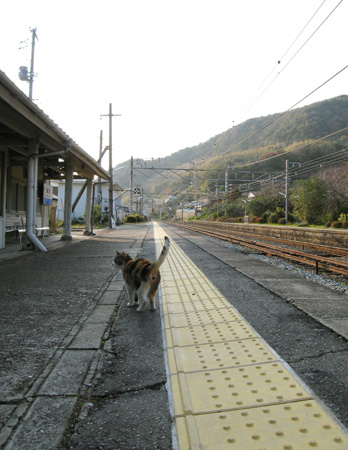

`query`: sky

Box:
[1,0,348,171]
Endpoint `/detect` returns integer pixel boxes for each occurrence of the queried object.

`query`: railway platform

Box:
[1,221,348,449]
[154,223,348,449]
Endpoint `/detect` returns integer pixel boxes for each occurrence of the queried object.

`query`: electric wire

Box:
[198,2,345,169]
[242,146,348,192]
[286,150,348,178]
[253,0,344,114]
[147,125,348,199]
[163,131,348,196]
[252,154,348,190]
[287,146,348,172]
[284,155,348,180]
[235,0,328,124]
[211,84,348,174]
[197,62,348,170]
[278,0,327,63]
[237,124,348,171]
[225,141,348,192]
[277,0,343,76]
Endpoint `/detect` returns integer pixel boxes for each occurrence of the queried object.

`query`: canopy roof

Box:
[0,70,110,181]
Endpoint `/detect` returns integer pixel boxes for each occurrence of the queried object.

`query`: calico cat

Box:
[113,236,170,312]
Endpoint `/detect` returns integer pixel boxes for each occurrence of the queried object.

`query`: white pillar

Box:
[62,161,73,241]
[25,140,47,251]
[84,178,93,235]
[0,149,7,249]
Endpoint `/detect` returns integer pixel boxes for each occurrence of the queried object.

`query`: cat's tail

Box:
[151,236,170,274]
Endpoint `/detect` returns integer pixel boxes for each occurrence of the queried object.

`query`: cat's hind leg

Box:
[148,290,157,311]
[134,293,139,306]
[136,285,150,312]
[125,284,136,307]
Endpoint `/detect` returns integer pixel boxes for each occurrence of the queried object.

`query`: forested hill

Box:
[114,95,348,192]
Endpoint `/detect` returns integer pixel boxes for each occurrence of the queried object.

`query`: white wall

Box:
[54,180,123,221]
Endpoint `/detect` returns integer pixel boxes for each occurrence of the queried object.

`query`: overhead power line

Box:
[241,124,348,170]
[197,63,348,169]
[256,0,344,112]
[279,0,343,76]
[285,147,348,178]
[235,0,329,124]
[278,0,328,63]
[244,145,348,192]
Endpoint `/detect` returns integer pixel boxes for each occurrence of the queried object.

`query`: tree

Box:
[248,184,285,218]
[318,162,348,219]
[291,176,328,224]
[224,199,245,218]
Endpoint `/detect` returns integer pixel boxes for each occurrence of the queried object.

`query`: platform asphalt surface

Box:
[0,221,348,449]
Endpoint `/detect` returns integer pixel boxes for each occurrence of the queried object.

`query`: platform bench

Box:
[6,226,50,243]
[5,223,27,243]
[35,227,50,238]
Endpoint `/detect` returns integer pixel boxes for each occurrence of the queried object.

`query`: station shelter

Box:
[54,179,124,225]
[0,69,110,251]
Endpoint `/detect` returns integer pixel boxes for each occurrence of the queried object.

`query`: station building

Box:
[0,69,112,251]
[54,178,124,225]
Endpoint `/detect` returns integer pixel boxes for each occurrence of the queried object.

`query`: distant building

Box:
[53,179,124,223]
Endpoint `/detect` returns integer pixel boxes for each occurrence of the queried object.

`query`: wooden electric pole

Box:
[100,104,121,228]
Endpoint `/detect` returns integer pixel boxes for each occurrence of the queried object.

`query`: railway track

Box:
[172,221,348,277]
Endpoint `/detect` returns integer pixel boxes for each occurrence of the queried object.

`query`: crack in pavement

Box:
[288,347,348,364]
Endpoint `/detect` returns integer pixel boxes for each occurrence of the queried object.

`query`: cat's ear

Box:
[116,251,120,255]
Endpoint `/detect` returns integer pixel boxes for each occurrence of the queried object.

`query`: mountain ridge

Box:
[114,95,348,195]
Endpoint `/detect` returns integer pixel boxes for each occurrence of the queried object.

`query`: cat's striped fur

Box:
[113,236,170,312]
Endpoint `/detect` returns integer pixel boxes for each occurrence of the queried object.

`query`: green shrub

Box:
[254,217,266,224]
[249,217,265,224]
[92,205,108,225]
[331,221,342,228]
[125,215,137,223]
[211,211,223,220]
[225,217,244,223]
[278,218,286,225]
[125,214,148,223]
[291,177,328,224]
[268,207,285,224]
[71,216,85,225]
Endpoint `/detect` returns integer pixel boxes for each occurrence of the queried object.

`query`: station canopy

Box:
[0,69,110,181]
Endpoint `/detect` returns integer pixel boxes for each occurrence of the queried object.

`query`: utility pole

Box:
[97,130,103,206]
[130,156,134,214]
[284,160,300,224]
[29,28,38,100]
[19,28,38,99]
[100,104,121,228]
[216,181,219,213]
[285,159,289,224]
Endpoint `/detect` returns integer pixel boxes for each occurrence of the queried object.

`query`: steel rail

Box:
[173,222,348,277]
[185,221,348,257]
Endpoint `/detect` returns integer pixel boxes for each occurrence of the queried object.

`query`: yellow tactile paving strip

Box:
[154,224,348,449]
